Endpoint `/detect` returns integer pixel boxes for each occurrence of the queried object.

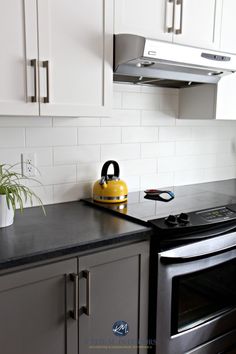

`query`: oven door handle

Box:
[160,243,236,264]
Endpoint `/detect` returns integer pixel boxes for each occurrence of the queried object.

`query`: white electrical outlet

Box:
[21,153,37,177]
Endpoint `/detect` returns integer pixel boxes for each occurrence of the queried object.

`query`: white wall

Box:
[1,83,236,206]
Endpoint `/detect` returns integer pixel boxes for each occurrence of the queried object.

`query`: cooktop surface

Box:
[83,179,236,225]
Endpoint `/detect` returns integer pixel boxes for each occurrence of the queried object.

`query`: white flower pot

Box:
[0,194,14,228]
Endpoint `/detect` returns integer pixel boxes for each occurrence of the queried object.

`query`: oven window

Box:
[171,259,236,334]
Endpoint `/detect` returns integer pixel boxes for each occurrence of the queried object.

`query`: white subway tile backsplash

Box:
[141,142,175,158]
[122,127,158,143]
[77,163,101,182]
[78,127,121,145]
[101,109,141,126]
[54,145,100,165]
[215,153,236,168]
[176,141,231,156]
[123,92,160,110]
[0,128,25,147]
[53,182,92,202]
[114,83,141,93]
[159,94,179,112]
[101,144,140,161]
[176,119,222,127]
[122,175,140,191]
[191,127,220,141]
[159,127,192,141]
[158,155,217,173]
[26,128,77,147]
[1,83,236,207]
[140,172,174,189]
[203,166,236,183]
[32,165,77,186]
[0,116,52,127]
[141,110,176,126]
[140,86,178,95]
[113,91,122,109]
[174,169,206,186]
[27,186,54,207]
[53,117,100,127]
[120,159,157,176]
[0,148,52,166]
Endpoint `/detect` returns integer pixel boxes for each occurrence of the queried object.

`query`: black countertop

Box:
[2,179,236,272]
[0,201,151,270]
[83,179,236,223]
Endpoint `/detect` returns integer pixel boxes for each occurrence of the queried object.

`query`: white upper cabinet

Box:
[37,0,112,117]
[0,0,39,116]
[0,0,112,117]
[172,0,222,50]
[114,0,173,42]
[114,0,234,52]
[220,0,236,54]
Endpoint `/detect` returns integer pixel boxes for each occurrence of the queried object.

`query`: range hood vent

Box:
[113,34,236,89]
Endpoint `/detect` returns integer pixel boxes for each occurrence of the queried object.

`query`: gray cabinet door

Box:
[79,241,150,354]
[0,259,78,354]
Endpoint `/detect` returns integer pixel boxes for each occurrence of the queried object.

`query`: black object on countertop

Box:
[83,179,236,223]
[0,202,151,270]
[144,189,175,202]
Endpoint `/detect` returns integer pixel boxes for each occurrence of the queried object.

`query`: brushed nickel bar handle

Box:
[30,59,37,103]
[42,60,50,103]
[166,0,174,33]
[161,243,236,264]
[70,273,79,320]
[175,0,183,35]
[82,270,91,316]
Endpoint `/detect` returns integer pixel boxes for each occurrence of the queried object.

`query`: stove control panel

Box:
[151,204,236,232]
[197,207,236,222]
[165,213,190,226]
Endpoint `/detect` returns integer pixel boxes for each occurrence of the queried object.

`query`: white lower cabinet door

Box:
[0,0,39,116]
[37,0,113,117]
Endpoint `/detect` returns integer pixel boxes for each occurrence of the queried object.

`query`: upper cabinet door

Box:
[173,0,222,50]
[37,0,113,117]
[0,0,39,116]
[220,0,236,54]
[114,0,174,42]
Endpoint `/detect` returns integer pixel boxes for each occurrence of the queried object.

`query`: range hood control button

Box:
[165,215,178,226]
[148,50,157,56]
[177,213,190,225]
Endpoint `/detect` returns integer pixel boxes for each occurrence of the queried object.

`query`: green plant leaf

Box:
[0,163,45,215]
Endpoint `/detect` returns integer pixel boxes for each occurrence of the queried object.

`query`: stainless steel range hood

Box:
[113,34,236,88]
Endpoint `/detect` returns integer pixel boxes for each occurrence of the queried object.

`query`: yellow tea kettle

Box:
[93,160,128,203]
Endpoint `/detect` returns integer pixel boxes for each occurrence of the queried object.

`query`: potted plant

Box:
[0,164,45,228]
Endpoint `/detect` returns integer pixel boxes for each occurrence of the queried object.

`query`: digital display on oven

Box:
[197,207,236,222]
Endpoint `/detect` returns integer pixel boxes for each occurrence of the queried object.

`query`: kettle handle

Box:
[101,160,120,179]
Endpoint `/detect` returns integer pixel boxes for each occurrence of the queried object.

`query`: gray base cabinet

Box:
[78,242,150,354]
[0,241,149,354]
[0,259,78,354]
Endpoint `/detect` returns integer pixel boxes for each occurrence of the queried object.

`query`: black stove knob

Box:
[177,213,190,225]
[165,214,178,226]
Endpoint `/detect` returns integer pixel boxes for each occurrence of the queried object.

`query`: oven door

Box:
[156,232,236,354]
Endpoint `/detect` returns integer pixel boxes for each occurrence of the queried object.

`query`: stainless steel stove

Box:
[83,179,236,354]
